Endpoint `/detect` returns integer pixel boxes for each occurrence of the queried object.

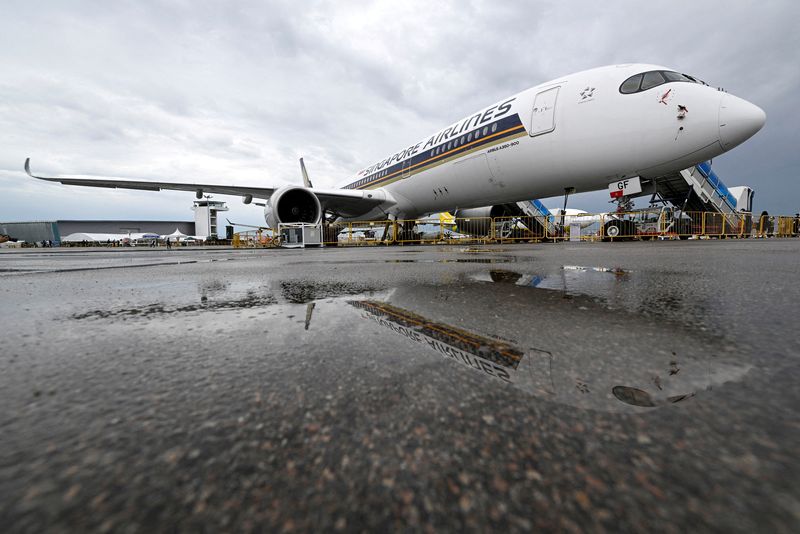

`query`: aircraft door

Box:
[402,159,411,179]
[530,87,560,137]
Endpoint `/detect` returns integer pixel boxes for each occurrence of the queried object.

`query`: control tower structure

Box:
[192,198,229,238]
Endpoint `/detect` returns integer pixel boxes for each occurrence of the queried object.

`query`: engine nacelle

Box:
[264,185,322,228]
[453,204,521,235]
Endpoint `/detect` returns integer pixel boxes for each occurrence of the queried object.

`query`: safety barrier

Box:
[234,212,800,247]
[232,229,282,248]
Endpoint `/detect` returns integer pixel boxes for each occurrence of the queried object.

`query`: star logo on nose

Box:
[580,86,596,100]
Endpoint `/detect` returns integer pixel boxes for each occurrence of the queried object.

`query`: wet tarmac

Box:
[1,241,798,532]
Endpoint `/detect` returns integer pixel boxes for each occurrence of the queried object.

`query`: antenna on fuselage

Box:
[300,158,313,188]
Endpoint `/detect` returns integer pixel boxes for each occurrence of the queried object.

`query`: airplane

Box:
[547,208,606,229]
[25,64,765,230]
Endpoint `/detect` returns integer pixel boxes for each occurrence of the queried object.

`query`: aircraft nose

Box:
[719,93,766,151]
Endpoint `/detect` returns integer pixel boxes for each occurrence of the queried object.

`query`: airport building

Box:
[1,200,230,244]
[0,220,196,244]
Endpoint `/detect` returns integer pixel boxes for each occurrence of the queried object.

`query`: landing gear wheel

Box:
[603,221,622,241]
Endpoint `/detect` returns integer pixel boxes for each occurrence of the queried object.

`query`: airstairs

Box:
[653,161,749,235]
[516,198,557,237]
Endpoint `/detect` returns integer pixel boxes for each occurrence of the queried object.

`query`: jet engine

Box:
[264,185,322,228]
[453,204,522,235]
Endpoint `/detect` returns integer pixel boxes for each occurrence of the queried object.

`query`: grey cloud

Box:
[1,0,798,221]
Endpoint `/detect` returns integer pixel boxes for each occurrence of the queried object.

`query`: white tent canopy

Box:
[162,228,189,239]
[61,232,127,242]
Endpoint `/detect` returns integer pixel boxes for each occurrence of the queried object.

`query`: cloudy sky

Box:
[1,0,798,226]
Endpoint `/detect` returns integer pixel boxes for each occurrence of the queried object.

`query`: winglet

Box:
[24,158,55,182]
[300,157,313,188]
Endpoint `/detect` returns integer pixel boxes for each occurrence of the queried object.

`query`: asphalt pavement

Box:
[1,240,798,532]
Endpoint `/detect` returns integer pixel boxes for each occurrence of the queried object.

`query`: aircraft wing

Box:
[25,158,389,218]
[25,158,275,199]
[313,188,388,218]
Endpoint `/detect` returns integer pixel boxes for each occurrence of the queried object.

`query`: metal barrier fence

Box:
[233,212,800,247]
[232,228,282,248]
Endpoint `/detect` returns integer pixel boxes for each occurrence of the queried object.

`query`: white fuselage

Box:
[335,63,765,221]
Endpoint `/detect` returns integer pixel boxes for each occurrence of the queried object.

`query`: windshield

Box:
[620,70,707,94]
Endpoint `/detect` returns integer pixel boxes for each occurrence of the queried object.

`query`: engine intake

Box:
[264,186,322,228]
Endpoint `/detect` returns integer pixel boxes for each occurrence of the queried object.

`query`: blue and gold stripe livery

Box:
[345,112,527,190]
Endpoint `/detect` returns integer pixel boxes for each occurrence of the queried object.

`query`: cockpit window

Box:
[640,71,666,91]
[619,70,702,94]
[619,74,643,94]
[663,71,692,83]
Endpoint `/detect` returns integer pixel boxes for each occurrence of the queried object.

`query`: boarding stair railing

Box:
[516,199,557,238]
[655,162,748,236]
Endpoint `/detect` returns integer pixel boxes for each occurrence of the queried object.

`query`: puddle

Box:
[385,258,515,264]
[469,266,636,298]
[71,280,381,320]
[296,258,517,265]
[72,291,279,320]
[351,300,524,371]
[350,278,751,413]
[460,247,509,253]
[65,270,752,414]
[562,265,630,275]
[280,281,379,304]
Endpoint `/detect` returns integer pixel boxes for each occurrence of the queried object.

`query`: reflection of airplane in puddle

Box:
[470,266,630,297]
[349,276,750,412]
[351,300,521,383]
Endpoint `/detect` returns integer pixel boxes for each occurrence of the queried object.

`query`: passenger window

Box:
[447,141,452,150]
[491,123,498,133]
[620,74,642,94]
[641,71,666,91]
[467,132,472,142]
[482,127,488,136]
[475,130,481,139]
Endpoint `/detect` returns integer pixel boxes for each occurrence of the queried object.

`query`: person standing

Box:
[758,211,769,238]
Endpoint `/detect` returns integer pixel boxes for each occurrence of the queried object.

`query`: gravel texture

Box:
[1,240,798,532]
